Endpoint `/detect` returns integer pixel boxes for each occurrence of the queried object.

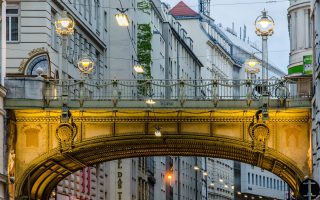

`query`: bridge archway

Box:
[8,109,311,199]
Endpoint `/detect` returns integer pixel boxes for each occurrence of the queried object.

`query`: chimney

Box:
[243,25,247,42]
[240,27,242,40]
[232,22,235,32]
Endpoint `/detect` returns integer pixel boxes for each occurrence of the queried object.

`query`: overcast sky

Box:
[162,0,290,73]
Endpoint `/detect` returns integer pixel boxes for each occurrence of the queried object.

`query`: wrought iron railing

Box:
[5,78,313,102]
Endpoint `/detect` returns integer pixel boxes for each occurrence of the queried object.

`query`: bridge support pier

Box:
[0,86,7,200]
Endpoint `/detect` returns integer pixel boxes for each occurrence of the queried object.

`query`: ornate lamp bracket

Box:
[249,110,270,153]
[56,105,77,152]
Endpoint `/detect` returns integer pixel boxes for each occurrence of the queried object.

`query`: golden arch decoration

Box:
[18,47,51,77]
[10,109,311,199]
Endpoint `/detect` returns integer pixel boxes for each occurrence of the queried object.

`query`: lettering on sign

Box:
[118,192,122,200]
[160,101,174,106]
[117,159,123,200]
[118,159,122,169]
[117,174,123,189]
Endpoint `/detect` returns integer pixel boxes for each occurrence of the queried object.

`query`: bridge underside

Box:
[8,108,311,199]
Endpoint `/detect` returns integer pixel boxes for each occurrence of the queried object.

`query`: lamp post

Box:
[255,10,274,82]
[55,11,75,97]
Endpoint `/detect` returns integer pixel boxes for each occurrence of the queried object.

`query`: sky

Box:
[162,0,290,73]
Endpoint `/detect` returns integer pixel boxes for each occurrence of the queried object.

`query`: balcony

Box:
[4,77,312,109]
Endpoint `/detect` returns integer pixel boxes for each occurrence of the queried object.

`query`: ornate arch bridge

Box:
[4,77,312,199]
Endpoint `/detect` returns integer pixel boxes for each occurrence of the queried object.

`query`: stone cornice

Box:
[14,116,309,123]
[16,117,60,123]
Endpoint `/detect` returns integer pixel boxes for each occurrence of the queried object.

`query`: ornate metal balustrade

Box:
[4,77,312,108]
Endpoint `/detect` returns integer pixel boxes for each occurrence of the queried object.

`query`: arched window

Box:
[26,54,49,76]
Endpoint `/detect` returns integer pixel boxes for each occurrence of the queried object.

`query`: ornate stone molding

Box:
[16,117,60,123]
[18,47,49,73]
[249,123,270,152]
[14,116,309,123]
[71,116,309,123]
[56,123,77,152]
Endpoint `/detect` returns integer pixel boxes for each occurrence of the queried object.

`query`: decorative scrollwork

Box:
[56,123,77,152]
[249,111,270,152]
[274,81,289,106]
[249,123,270,151]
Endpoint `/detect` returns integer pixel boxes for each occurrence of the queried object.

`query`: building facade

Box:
[236,164,289,200]
[221,26,286,79]
[311,0,320,185]
[154,156,203,200]
[203,158,234,200]
[169,1,235,82]
[287,0,313,76]
[4,0,108,79]
[1,0,108,199]
[0,2,6,199]
[52,0,204,199]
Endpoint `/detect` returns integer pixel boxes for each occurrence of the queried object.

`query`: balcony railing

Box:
[5,77,313,103]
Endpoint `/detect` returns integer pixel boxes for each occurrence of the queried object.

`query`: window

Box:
[6,7,19,42]
[104,11,107,30]
[96,50,102,79]
[73,0,77,9]
[51,11,58,49]
[68,34,74,61]
[73,31,79,62]
[26,55,49,76]
[88,0,92,24]
[259,175,262,186]
[84,0,88,19]
[95,0,101,34]
[252,174,254,185]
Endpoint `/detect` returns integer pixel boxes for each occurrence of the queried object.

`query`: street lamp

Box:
[115,8,129,27]
[134,64,145,73]
[193,165,200,171]
[78,55,95,77]
[154,126,161,137]
[255,9,274,81]
[55,11,75,97]
[55,11,75,36]
[146,98,156,105]
[244,58,261,79]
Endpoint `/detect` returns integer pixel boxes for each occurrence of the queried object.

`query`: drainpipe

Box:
[1,1,6,200]
[1,0,6,86]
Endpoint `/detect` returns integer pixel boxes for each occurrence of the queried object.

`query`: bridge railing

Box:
[5,77,313,102]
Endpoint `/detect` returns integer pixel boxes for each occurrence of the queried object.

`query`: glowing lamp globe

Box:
[146,99,156,105]
[255,10,274,36]
[55,11,75,36]
[78,56,95,75]
[134,65,145,73]
[115,13,129,27]
[244,58,261,74]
